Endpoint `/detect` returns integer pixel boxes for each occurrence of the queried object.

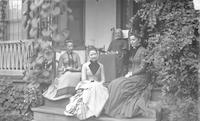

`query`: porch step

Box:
[44,88,162,108]
[44,98,69,108]
[32,106,156,121]
[32,106,76,121]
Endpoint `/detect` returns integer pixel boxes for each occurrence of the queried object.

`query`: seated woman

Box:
[104,33,155,118]
[64,46,109,120]
[108,28,129,77]
[43,40,81,101]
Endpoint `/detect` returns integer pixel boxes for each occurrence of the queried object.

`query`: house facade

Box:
[57,0,139,50]
[0,0,138,47]
[0,0,139,76]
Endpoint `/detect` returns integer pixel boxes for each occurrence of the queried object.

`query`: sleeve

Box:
[57,55,64,72]
[75,53,81,71]
[132,48,147,75]
[101,64,106,82]
[81,64,87,81]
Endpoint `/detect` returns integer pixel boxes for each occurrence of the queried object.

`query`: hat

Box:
[87,45,97,52]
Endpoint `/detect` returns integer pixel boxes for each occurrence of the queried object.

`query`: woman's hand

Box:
[76,89,83,93]
[125,72,132,78]
[100,81,105,85]
[63,67,74,73]
[65,67,73,71]
[100,81,108,87]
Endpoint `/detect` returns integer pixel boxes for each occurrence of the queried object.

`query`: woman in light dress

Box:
[64,46,109,120]
[43,40,81,101]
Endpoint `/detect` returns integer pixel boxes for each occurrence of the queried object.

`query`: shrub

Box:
[0,78,44,121]
[129,0,199,121]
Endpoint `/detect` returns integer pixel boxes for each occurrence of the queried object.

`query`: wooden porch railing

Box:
[0,40,34,76]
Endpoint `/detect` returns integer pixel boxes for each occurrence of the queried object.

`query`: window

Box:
[56,0,85,50]
[2,0,85,46]
[3,0,25,40]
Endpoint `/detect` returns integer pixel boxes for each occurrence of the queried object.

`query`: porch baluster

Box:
[0,45,2,69]
[0,40,34,76]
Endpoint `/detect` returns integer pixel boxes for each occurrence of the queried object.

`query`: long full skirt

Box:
[104,75,152,118]
[64,81,109,120]
[43,71,81,101]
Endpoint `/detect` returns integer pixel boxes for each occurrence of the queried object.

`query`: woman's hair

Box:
[129,14,148,48]
[128,34,148,48]
[65,39,73,45]
[87,45,98,54]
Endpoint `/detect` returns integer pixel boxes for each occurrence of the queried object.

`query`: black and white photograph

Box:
[0,0,199,121]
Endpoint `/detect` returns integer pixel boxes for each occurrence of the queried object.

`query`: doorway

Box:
[116,0,141,29]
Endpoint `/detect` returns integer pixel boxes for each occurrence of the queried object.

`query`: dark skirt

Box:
[104,74,151,118]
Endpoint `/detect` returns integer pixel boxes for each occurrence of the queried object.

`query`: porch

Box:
[0,0,163,121]
[0,39,161,121]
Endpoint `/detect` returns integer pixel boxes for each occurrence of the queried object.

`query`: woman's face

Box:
[129,35,140,48]
[89,50,98,61]
[66,42,73,52]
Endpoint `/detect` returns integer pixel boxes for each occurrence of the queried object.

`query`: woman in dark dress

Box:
[104,33,155,118]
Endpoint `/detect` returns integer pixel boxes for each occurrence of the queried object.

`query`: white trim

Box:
[193,0,200,10]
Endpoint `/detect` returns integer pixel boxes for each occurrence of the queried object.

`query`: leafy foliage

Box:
[163,96,198,121]
[0,77,45,120]
[23,39,54,85]
[23,0,71,85]
[23,0,71,40]
[0,79,31,121]
[21,0,73,120]
[129,0,199,121]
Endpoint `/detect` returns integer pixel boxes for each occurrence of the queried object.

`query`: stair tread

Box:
[32,106,155,121]
[32,106,65,116]
[44,98,69,108]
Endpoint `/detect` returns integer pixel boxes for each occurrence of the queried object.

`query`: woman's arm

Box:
[100,64,106,83]
[57,55,64,76]
[69,54,81,72]
[132,49,147,76]
[75,63,87,91]
[65,53,81,72]
[75,54,81,71]
[132,60,147,76]
[125,62,134,78]
[81,64,87,81]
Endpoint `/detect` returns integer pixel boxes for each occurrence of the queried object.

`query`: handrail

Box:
[0,39,34,44]
[0,39,34,76]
